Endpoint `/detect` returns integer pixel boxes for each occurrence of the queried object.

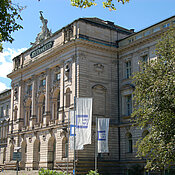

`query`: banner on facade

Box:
[98,118,110,153]
[70,98,92,150]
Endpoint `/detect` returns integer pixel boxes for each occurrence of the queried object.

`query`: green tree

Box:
[70,0,129,10]
[0,0,24,51]
[132,27,175,171]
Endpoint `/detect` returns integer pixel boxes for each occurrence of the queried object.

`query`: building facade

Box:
[0,89,11,165]
[1,14,175,174]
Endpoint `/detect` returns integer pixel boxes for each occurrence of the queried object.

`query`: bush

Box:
[38,168,71,175]
[86,170,100,175]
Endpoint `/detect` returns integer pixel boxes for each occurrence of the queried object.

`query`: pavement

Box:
[0,170,39,175]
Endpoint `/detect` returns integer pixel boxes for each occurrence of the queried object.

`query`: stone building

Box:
[1,14,175,174]
[0,89,11,165]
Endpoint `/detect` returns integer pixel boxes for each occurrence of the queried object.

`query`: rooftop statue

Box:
[31,11,52,46]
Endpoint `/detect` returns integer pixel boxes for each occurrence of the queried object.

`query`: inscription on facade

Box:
[30,41,54,58]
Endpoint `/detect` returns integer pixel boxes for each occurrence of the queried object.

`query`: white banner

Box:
[98,118,110,153]
[70,98,92,150]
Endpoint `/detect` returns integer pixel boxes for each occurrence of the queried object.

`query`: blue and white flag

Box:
[98,118,110,153]
[70,98,92,150]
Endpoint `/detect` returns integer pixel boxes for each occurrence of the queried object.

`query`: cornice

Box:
[118,30,162,53]
[8,38,118,79]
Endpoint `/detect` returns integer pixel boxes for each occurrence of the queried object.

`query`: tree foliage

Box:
[70,0,130,10]
[0,0,24,51]
[132,27,175,171]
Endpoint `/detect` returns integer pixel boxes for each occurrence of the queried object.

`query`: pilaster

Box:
[9,86,14,133]
[43,68,51,126]
[31,75,37,127]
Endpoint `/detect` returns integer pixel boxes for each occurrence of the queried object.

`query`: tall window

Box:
[126,133,133,153]
[27,84,32,95]
[26,111,29,126]
[66,88,70,107]
[142,55,148,63]
[6,105,9,116]
[126,95,132,116]
[40,79,46,86]
[55,73,61,81]
[14,106,18,121]
[1,107,3,117]
[57,92,60,119]
[29,104,32,118]
[42,96,45,115]
[125,60,131,79]
[62,137,68,158]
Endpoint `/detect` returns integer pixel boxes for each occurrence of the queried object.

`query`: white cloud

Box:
[0,48,27,78]
[0,48,27,93]
[0,82,9,93]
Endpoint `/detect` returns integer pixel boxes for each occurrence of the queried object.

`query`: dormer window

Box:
[64,25,73,42]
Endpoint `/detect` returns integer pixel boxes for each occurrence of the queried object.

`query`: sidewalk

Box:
[0,170,39,175]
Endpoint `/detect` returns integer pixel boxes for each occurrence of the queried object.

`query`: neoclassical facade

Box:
[0,89,11,165]
[1,15,175,174]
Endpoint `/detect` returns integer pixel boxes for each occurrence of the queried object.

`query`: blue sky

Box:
[0,0,175,92]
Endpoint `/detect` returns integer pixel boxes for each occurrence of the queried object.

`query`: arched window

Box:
[62,137,68,158]
[65,88,70,108]
[126,133,133,153]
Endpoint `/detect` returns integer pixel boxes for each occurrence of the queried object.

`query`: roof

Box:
[80,17,133,34]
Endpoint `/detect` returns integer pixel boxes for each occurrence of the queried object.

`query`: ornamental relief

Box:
[53,66,60,73]
[94,63,104,74]
[39,72,46,79]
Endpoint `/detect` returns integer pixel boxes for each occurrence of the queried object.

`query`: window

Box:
[40,79,46,86]
[153,26,160,33]
[14,106,18,121]
[135,34,142,40]
[128,38,134,43]
[64,25,73,42]
[65,88,70,107]
[142,55,148,63]
[42,96,45,115]
[57,92,60,118]
[144,30,151,36]
[62,137,68,158]
[1,107,3,117]
[125,60,131,79]
[27,84,32,95]
[55,73,61,81]
[6,105,9,116]
[126,133,133,153]
[29,104,32,118]
[126,95,132,116]
[163,23,170,28]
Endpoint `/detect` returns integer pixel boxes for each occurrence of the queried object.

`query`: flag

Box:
[98,118,109,153]
[70,98,92,150]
